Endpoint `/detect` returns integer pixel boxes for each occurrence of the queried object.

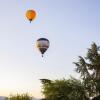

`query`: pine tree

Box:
[74,42,100,96]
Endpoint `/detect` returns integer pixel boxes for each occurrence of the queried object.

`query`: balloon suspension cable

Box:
[42,54,43,57]
[29,19,32,23]
[30,20,31,23]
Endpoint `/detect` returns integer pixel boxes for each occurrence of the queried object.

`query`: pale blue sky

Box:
[0,0,100,98]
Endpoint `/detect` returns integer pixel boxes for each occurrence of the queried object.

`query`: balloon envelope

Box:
[26,10,36,22]
[36,38,50,57]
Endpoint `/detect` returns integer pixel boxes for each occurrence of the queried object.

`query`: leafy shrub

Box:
[9,93,32,100]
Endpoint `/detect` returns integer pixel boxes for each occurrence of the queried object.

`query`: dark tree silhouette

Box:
[74,42,100,97]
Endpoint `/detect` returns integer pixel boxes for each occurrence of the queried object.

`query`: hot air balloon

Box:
[36,38,50,57]
[26,9,36,23]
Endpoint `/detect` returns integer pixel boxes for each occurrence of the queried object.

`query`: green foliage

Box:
[40,42,100,99]
[40,79,52,85]
[40,78,88,100]
[74,42,100,96]
[9,93,32,100]
[5,97,9,100]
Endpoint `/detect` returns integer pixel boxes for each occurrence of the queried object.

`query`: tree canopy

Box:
[74,42,100,96]
[40,77,89,100]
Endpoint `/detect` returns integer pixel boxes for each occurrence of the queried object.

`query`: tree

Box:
[40,79,52,84]
[40,78,89,100]
[74,42,100,97]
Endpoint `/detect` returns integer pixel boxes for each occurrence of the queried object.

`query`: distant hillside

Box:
[0,96,5,100]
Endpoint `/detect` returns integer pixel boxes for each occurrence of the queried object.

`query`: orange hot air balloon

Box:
[26,10,36,23]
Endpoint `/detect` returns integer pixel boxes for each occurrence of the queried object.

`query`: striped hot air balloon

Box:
[36,38,50,57]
